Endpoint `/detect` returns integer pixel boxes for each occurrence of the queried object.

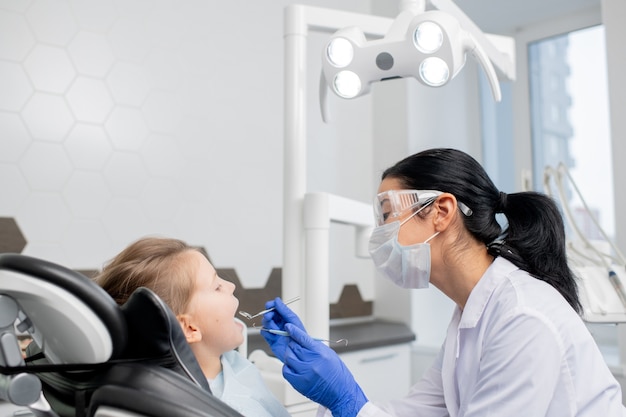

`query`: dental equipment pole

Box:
[283,4,391,338]
[303,193,374,340]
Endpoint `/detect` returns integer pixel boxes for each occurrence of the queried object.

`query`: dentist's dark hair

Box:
[382,148,581,313]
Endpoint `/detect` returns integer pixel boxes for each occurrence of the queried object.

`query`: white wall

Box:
[0,0,376,298]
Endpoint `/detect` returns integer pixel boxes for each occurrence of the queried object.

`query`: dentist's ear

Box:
[432,193,459,232]
[177,314,202,344]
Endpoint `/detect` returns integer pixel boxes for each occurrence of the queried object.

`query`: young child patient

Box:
[95,236,290,417]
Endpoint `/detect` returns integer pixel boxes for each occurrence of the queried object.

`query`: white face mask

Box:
[368,213,439,289]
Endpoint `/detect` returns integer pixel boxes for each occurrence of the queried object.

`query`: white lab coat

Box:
[320,256,626,417]
[209,350,291,417]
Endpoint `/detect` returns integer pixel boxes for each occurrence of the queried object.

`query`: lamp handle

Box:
[465,32,502,102]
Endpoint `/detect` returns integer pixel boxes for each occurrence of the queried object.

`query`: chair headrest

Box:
[120,287,211,392]
[20,288,211,416]
[0,253,127,364]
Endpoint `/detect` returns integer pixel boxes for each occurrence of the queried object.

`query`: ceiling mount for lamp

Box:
[320,4,508,122]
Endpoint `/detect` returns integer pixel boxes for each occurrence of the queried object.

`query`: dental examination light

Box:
[320,6,504,121]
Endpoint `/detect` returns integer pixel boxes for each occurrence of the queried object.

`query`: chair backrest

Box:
[24,287,216,416]
[0,253,243,417]
[0,252,128,416]
[87,287,244,417]
[88,363,243,417]
[0,253,127,364]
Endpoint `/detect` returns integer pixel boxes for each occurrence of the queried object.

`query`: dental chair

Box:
[0,253,243,417]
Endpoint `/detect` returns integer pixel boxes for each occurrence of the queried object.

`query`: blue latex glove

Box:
[282,323,368,417]
[261,297,307,362]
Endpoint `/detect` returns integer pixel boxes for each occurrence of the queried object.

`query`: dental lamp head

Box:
[320,10,501,119]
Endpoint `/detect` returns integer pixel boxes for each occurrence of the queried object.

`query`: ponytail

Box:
[487,192,581,313]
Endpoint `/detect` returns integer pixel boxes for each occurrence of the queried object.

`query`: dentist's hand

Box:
[261,297,306,361]
[282,323,368,417]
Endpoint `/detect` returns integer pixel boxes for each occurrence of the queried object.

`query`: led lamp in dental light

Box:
[326,38,354,68]
[333,71,362,98]
[420,56,449,86]
[320,7,503,117]
[413,21,443,53]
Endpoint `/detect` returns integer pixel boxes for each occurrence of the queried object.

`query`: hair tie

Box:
[498,191,508,212]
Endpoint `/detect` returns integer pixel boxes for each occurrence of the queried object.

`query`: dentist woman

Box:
[262,148,626,417]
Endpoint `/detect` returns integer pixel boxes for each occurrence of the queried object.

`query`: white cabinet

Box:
[285,401,319,417]
[250,349,319,416]
[251,343,412,416]
[339,343,412,402]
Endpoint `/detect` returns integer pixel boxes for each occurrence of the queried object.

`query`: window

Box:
[525,23,619,365]
[480,8,621,369]
[528,25,614,240]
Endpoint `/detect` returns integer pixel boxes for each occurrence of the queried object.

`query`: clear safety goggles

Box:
[373,189,472,226]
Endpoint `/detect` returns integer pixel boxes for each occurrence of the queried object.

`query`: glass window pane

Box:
[529,25,614,240]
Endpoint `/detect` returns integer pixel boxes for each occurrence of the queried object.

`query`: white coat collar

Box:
[458,256,519,329]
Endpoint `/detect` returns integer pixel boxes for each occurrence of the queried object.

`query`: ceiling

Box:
[452,0,600,34]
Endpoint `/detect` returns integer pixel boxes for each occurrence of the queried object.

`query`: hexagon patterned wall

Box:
[0,0,290,281]
[0,0,374,319]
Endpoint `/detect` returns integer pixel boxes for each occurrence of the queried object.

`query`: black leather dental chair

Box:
[0,253,244,417]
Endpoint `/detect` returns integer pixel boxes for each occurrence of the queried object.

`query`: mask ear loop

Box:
[400,198,440,244]
[424,231,440,244]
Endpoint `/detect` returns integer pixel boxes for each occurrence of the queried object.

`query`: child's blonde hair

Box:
[96,237,202,315]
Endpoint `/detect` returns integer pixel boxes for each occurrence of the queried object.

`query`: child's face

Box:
[183,250,244,355]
